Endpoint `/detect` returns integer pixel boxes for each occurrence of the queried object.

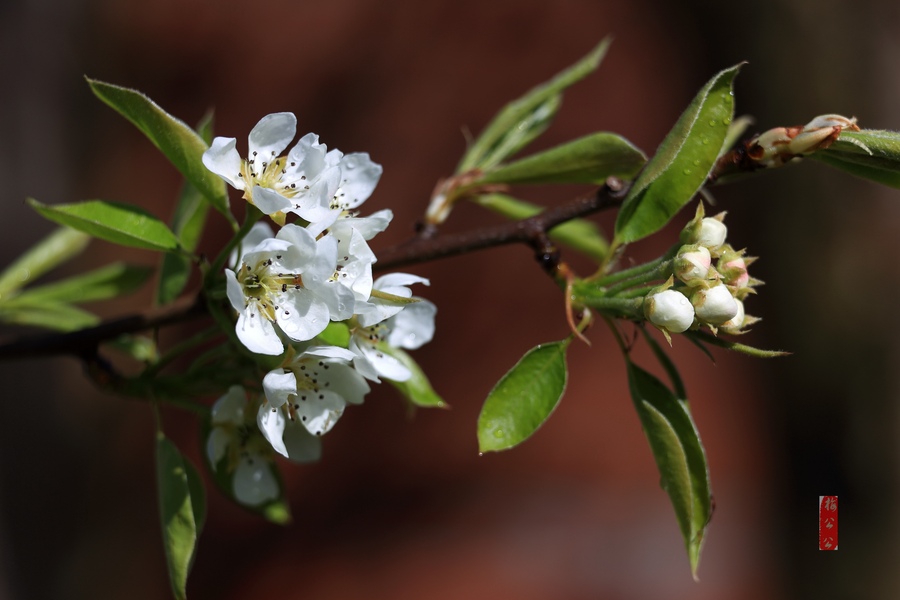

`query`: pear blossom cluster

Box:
[203,113,436,504]
[644,204,760,341]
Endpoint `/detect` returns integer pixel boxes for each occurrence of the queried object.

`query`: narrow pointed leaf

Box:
[475,193,608,261]
[28,198,180,252]
[812,129,900,188]
[459,38,611,172]
[615,64,741,244]
[0,301,99,331]
[481,132,646,185]
[626,360,711,579]
[686,330,790,358]
[478,339,570,452]
[87,78,229,217]
[387,347,447,408]
[156,434,204,600]
[0,228,90,299]
[10,262,151,304]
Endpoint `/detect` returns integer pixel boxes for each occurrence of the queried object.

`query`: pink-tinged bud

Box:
[674,244,712,286]
[691,283,738,325]
[720,256,749,288]
[644,289,695,333]
[787,114,859,156]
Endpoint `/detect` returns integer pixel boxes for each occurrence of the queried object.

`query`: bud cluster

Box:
[643,204,761,341]
[746,113,860,169]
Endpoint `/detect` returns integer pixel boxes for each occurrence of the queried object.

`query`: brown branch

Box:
[375,176,628,270]
[0,177,628,360]
[0,293,206,360]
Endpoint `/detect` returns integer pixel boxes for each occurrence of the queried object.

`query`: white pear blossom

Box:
[202,112,382,230]
[350,296,437,382]
[206,386,281,507]
[226,224,354,355]
[259,346,370,456]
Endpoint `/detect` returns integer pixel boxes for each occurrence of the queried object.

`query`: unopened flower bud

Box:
[691,282,738,325]
[718,254,749,289]
[645,289,694,333]
[697,216,727,249]
[674,244,712,286]
[719,299,745,333]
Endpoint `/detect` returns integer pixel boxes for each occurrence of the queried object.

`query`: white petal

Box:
[276,223,318,266]
[335,153,382,209]
[294,389,347,437]
[315,281,355,322]
[233,454,279,506]
[320,363,370,405]
[374,273,430,290]
[293,166,342,226]
[257,404,288,458]
[287,132,328,177]
[386,300,436,349]
[262,369,297,409]
[229,222,275,268]
[351,338,410,382]
[339,209,393,240]
[354,298,405,328]
[235,307,284,355]
[304,345,356,362]
[202,137,245,189]
[252,185,293,215]
[206,427,231,466]
[300,235,338,288]
[248,112,297,161]
[276,291,329,341]
[211,385,247,424]
[225,269,247,313]
[283,424,323,463]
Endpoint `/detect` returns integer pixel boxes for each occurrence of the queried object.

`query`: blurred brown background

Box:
[2,1,899,598]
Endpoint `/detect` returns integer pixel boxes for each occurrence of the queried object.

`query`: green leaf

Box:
[87,78,230,218]
[481,132,646,185]
[811,129,900,188]
[458,38,611,172]
[639,326,687,401]
[626,360,711,580]
[156,434,204,600]
[615,64,741,245]
[0,301,99,331]
[104,334,159,363]
[477,340,570,452]
[0,227,90,300]
[156,113,215,305]
[387,348,447,408]
[9,262,151,305]
[28,198,180,252]
[475,193,609,261]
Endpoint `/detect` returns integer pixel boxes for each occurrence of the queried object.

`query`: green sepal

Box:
[477,339,570,452]
[615,64,741,245]
[0,227,90,300]
[626,360,711,580]
[481,132,646,185]
[686,330,790,358]
[27,198,180,252]
[386,347,447,408]
[87,78,231,220]
[458,38,611,172]
[156,432,206,600]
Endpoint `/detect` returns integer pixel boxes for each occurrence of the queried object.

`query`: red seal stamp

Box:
[819,496,838,550]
